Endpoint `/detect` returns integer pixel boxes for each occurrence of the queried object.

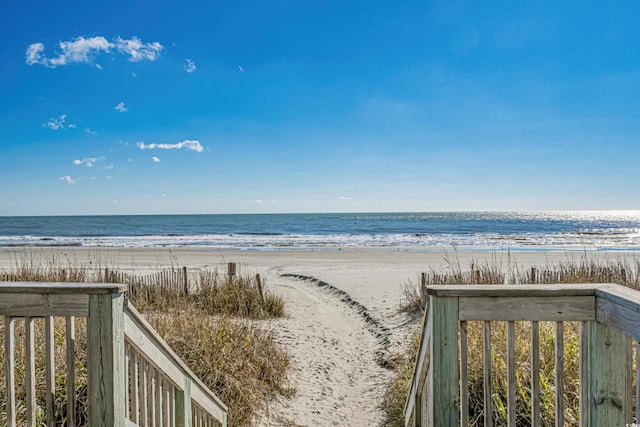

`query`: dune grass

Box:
[385,254,640,426]
[0,257,290,426]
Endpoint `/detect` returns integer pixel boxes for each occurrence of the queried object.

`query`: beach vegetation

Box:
[0,257,290,426]
[386,255,640,426]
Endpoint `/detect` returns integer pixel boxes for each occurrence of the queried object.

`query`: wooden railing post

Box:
[426,294,459,426]
[587,320,630,426]
[87,289,126,426]
[175,377,192,427]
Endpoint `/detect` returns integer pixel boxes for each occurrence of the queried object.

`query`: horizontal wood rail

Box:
[404,283,640,427]
[0,282,228,427]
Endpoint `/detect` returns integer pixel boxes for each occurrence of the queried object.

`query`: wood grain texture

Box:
[427,296,459,427]
[0,293,89,316]
[459,296,595,321]
[87,292,126,427]
[427,283,603,297]
[588,321,630,426]
[5,317,16,427]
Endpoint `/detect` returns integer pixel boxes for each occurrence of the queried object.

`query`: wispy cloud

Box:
[152,156,161,163]
[185,59,196,73]
[115,102,128,112]
[238,65,245,72]
[43,114,74,130]
[137,139,204,153]
[115,37,163,62]
[340,196,352,200]
[83,127,98,135]
[60,176,76,184]
[26,36,164,68]
[73,156,105,167]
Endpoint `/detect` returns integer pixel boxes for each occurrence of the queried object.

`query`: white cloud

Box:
[238,65,245,72]
[43,114,74,130]
[185,59,196,73]
[84,127,98,135]
[73,156,105,167]
[26,36,163,68]
[340,196,352,200]
[137,139,204,153]
[115,37,163,62]
[26,43,45,65]
[115,102,128,112]
[152,156,161,162]
[60,176,76,184]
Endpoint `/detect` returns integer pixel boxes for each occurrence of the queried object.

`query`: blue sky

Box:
[1,0,639,215]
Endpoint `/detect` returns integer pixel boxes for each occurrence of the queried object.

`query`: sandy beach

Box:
[0,246,635,426]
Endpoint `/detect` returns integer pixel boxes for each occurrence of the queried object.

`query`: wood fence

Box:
[1,282,228,427]
[405,283,640,426]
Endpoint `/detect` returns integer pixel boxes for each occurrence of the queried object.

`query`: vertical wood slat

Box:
[636,341,640,424]
[25,316,36,427]
[588,320,630,425]
[66,316,76,427]
[45,316,55,427]
[426,295,459,426]
[460,321,469,427]
[5,317,16,427]
[175,377,192,427]
[483,320,492,427]
[130,346,140,424]
[579,321,589,427]
[531,321,540,427]
[87,292,126,427]
[125,343,130,418]
[627,336,634,424]
[165,382,171,427]
[150,364,156,427]
[507,321,516,427]
[156,369,163,427]
[140,357,148,427]
[555,321,565,426]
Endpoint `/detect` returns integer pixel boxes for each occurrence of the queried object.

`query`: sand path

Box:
[258,269,394,426]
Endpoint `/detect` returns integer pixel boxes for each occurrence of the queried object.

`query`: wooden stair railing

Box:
[404,283,640,427]
[0,282,228,427]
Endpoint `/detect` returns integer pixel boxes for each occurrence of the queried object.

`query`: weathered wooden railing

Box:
[405,283,640,426]
[1,282,228,426]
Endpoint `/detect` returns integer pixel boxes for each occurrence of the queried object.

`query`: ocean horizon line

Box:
[2,209,640,219]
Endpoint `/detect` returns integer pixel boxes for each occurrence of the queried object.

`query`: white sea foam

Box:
[2,229,640,250]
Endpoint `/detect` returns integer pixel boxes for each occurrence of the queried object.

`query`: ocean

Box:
[1,211,640,251]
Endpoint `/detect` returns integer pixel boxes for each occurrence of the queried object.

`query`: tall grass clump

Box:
[195,271,285,318]
[386,255,640,426]
[102,267,285,318]
[146,310,294,426]
[0,257,291,426]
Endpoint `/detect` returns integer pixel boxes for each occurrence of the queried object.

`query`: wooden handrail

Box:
[0,282,228,427]
[124,302,228,425]
[404,283,640,427]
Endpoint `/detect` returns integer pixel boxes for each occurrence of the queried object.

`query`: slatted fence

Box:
[0,282,227,427]
[405,283,640,426]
